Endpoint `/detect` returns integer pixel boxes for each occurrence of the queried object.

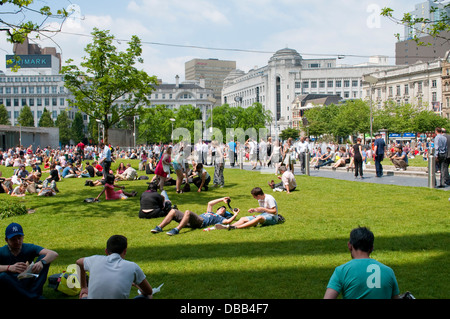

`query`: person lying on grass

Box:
[215,187,278,230]
[94,174,137,201]
[151,196,239,236]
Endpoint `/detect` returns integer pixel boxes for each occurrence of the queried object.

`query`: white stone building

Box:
[222,48,395,136]
[361,59,444,113]
[149,75,215,122]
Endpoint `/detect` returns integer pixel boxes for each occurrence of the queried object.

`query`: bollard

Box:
[305,149,310,176]
[239,147,244,170]
[428,148,436,189]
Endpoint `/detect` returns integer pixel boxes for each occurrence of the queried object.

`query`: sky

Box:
[0,0,419,83]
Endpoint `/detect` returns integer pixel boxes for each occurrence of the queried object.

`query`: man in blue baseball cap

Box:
[0,223,59,298]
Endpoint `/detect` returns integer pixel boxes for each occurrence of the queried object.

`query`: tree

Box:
[280,127,299,141]
[17,104,34,127]
[138,105,175,143]
[0,104,10,125]
[61,28,158,144]
[173,105,202,139]
[71,112,85,143]
[0,0,68,44]
[38,107,53,127]
[55,110,71,145]
[208,103,272,141]
[381,2,450,43]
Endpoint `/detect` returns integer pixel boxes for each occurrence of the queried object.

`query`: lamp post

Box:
[170,118,175,143]
[363,75,378,143]
[95,119,101,144]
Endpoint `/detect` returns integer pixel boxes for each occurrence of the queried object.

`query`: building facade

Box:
[442,51,450,119]
[149,75,215,122]
[362,58,444,115]
[222,48,395,136]
[185,58,236,105]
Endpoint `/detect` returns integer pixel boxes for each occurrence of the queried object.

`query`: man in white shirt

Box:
[269,165,297,193]
[296,137,309,174]
[216,187,279,230]
[116,163,137,181]
[76,235,153,299]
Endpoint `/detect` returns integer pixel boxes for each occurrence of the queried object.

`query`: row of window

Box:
[0,86,65,94]
[7,110,59,119]
[298,79,362,89]
[0,76,63,83]
[0,97,65,107]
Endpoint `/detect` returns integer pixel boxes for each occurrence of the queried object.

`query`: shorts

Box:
[247,213,278,226]
[172,209,203,229]
[173,161,182,171]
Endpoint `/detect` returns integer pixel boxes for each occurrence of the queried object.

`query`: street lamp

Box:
[95,119,101,144]
[170,118,175,143]
[363,75,378,143]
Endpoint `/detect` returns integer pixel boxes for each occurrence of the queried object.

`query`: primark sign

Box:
[6,54,52,68]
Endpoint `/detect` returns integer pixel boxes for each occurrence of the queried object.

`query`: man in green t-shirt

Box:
[324,227,400,299]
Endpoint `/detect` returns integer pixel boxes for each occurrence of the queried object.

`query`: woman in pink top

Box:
[94,174,137,201]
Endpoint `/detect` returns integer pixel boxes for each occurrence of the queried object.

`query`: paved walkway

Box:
[225,162,449,191]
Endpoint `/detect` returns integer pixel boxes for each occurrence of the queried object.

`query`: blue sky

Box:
[1,0,417,82]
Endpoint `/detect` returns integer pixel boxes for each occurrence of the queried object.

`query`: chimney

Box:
[175,75,179,88]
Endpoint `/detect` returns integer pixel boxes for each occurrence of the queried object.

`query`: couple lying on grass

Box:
[151,187,279,236]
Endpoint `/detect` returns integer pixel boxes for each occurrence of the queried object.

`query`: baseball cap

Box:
[5,223,24,239]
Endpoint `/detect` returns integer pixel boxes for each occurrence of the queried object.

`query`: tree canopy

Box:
[61,28,158,144]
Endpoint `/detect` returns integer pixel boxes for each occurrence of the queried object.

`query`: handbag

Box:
[48,264,83,296]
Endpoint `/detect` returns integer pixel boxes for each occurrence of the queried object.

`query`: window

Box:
[302,81,309,88]
[404,84,409,95]
[352,80,358,87]
[29,98,34,106]
[21,87,27,94]
[344,80,350,87]
[335,81,341,88]
[327,81,334,88]
[14,98,19,107]
[295,82,301,89]
[319,81,325,88]
[432,92,437,102]
[311,81,317,88]
[431,80,437,88]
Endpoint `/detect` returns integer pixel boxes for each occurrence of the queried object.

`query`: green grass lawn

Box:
[1,160,449,299]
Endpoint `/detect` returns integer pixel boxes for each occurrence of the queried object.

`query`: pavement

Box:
[224,162,450,191]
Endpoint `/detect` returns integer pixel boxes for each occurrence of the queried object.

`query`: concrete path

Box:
[224,162,449,191]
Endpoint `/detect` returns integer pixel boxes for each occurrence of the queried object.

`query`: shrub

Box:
[0,200,28,219]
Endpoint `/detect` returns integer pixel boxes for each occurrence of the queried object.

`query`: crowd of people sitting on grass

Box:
[0,135,438,200]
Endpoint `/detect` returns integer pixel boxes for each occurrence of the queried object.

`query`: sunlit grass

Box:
[0,160,448,299]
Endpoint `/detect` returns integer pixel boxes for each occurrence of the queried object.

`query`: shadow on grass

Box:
[45,232,449,299]
[24,181,249,218]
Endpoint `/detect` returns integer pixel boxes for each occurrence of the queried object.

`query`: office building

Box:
[185,58,236,104]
